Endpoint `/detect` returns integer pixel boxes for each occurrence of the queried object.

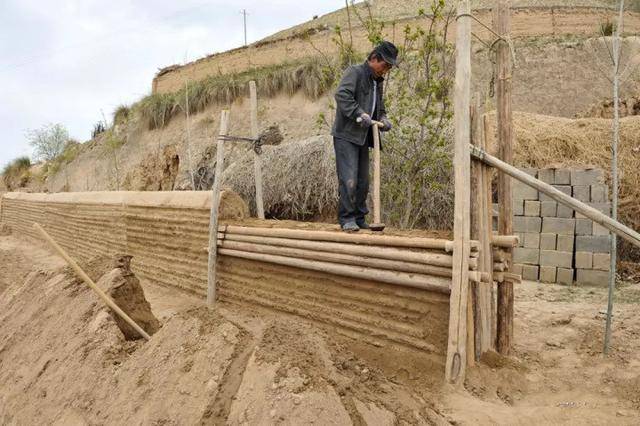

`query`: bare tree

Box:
[27,123,69,162]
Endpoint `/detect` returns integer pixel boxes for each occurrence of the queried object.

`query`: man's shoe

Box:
[341,222,360,232]
[356,221,370,230]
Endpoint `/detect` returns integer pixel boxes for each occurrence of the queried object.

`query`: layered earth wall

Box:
[0,192,449,357]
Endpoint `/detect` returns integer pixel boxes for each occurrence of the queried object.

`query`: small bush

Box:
[113,105,131,126]
[2,156,32,190]
[92,121,106,138]
[600,20,615,37]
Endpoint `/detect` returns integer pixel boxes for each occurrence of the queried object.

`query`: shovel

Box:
[357,117,386,232]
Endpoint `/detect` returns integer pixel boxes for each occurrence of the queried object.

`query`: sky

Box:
[0,0,346,169]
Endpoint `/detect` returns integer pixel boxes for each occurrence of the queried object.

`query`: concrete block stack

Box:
[507,167,611,286]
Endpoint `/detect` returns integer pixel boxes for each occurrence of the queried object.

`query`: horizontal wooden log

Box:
[217,248,452,294]
[217,232,479,270]
[220,224,479,251]
[491,235,519,248]
[471,145,640,249]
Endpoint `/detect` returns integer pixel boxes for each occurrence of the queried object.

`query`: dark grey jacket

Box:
[331,61,387,147]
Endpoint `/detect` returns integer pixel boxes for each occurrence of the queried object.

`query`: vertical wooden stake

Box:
[494,0,514,355]
[250,81,265,219]
[207,110,230,307]
[446,0,472,385]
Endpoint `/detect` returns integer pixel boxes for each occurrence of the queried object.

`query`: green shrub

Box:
[2,156,32,190]
[113,105,131,126]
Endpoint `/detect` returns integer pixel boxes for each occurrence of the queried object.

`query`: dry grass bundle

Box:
[223,135,338,220]
[486,111,640,260]
[136,60,332,130]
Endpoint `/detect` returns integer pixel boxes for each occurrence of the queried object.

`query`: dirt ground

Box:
[1,234,639,425]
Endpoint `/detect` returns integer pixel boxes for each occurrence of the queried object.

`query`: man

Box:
[332,40,398,232]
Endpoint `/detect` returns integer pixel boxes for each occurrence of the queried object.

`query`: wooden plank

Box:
[250,81,265,219]
[207,110,230,307]
[445,0,472,385]
[494,0,514,356]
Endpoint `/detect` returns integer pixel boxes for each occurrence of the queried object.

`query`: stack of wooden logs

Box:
[214,225,517,294]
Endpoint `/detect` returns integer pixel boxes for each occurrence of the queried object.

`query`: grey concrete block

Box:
[555,169,571,185]
[542,217,575,235]
[575,218,593,236]
[540,201,557,217]
[556,204,575,218]
[513,216,542,233]
[593,253,611,271]
[514,232,524,247]
[538,169,555,184]
[512,199,524,216]
[524,200,541,217]
[512,263,524,276]
[540,233,557,250]
[572,185,590,203]
[575,235,611,253]
[593,223,610,236]
[576,203,611,218]
[576,269,610,287]
[540,266,557,283]
[540,250,573,268]
[523,233,540,249]
[513,179,539,201]
[513,247,540,265]
[590,184,608,203]
[557,268,575,285]
[575,252,593,269]
[540,185,572,202]
[571,169,604,186]
[556,234,574,252]
[520,168,538,177]
[492,203,499,217]
[522,265,539,281]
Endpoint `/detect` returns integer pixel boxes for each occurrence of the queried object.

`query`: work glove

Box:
[358,113,372,128]
[380,117,392,132]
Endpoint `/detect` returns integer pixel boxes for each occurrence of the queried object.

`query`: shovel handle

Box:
[356,117,384,127]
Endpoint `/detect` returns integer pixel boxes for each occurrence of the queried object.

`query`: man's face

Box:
[368,57,392,78]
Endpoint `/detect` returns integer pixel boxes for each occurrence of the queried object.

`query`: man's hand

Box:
[358,113,372,128]
[380,117,392,132]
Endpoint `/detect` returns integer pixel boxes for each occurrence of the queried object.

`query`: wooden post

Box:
[494,0,514,356]
[445,0,472,385]
[33,223,151,340]
[250,81,265,219]
[207,110,230,307]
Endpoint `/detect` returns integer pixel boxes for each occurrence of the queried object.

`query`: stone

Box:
[576,269,610,287]
[540,233,557,250]
[575,235,611,253]
[572,185,590,203]
[575,218,593,236]
[590,184,608,203]
[540,250,573,268]
[556,204,574,218]
[522,265,539,281]
[540,201,557,217]
[513,199,524,216]
[542,217,575,235]
[513,216,542,233]
[554,169,571,185]
[556,268,575,285]
[539,266,557,283]
[538,168,555,184]
[513,179,539,201]
[593,253,611,271]
[524,200,541,217]
[523,233,541,249]
[556,234,574,252]
[512,263,524,276]
[593,223,610,236]
[513,247,540,265]
[521,168,538,177]
[571,168,604,186]
[540,185,571,202]
[575,252,593,269]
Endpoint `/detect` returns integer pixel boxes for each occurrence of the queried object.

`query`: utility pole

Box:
[241,9,248,46]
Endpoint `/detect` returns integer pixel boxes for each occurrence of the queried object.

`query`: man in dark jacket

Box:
[331,41,398,232]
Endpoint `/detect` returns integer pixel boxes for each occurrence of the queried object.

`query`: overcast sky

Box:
[0,0,346,169]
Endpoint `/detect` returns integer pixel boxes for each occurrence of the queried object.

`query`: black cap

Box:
[374,41,398,66]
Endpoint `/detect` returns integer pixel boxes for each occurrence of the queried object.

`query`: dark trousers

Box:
[333,137,369,226]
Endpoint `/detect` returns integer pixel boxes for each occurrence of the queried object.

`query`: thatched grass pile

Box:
[135,60,332,130]
[223,135,338,221]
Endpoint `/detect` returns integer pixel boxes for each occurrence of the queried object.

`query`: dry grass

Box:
[223,135,338,220]
[135,60,332,130]
[486,111,640,260]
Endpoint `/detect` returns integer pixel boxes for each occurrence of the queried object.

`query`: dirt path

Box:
[0,235,639,424]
